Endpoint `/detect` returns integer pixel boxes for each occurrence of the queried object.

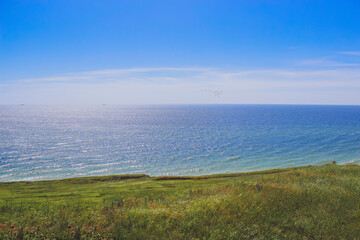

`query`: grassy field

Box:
[1,164,360,239]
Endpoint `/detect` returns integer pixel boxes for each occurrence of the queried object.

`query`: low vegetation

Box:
[1,164,360,239]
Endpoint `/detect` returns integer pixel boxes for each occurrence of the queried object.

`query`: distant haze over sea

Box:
[1,104,360,182]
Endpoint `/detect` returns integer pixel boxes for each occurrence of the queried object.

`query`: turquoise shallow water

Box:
[1,104,360,182]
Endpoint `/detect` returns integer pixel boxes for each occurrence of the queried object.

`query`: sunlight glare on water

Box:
[1,105,360,181]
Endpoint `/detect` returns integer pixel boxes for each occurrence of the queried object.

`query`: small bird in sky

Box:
[204,89,224,98]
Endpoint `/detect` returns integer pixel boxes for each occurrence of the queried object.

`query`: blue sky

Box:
[1,0,360,104]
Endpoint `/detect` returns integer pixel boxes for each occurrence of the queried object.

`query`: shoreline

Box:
[2,162,352,184]
[0,164,319,184]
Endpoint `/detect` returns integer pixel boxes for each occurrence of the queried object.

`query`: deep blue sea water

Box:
[1,105,360,182]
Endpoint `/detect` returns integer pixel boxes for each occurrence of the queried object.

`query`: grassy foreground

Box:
[1,164,360,239]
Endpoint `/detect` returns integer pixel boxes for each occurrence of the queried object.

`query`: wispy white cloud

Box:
[20,67,209,84]
[18,67,360,85]
[3,66,360,105]
[340,51,360,56]
[297,58,359,67]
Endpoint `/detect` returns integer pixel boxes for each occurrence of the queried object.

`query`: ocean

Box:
[1,104,360,182]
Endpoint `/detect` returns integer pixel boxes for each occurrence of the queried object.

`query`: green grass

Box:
[1,164,360,239]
